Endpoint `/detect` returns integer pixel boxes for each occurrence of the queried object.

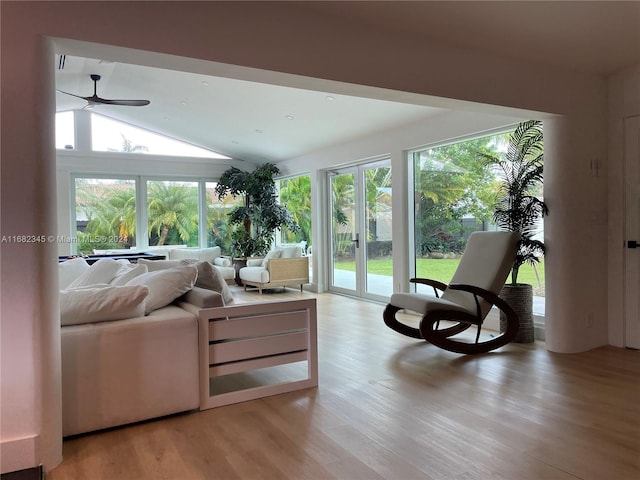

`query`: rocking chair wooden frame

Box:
[383,231,521,355]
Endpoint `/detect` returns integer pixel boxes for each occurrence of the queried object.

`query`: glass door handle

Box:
[352,233,359,248]
[628,240,638,249]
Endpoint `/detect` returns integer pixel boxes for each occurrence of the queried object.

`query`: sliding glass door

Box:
[328,160,392,300]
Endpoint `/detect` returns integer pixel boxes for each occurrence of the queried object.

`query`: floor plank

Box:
[49,287,640,480]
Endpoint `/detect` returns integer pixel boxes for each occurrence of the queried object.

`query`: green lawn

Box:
[334,257,545,290]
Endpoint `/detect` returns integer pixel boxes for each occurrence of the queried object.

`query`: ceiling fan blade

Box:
[58,75,151,107]
[56,89,90,101]
[95,98,151,107]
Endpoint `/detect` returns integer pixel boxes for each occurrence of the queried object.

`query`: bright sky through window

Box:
[55,111,230,159]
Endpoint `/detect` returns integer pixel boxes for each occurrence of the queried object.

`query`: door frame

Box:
[326,158,392,302]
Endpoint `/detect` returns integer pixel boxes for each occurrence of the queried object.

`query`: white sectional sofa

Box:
[58,256,229,436]
[152,246,236,283]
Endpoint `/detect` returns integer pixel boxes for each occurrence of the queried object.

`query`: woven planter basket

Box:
[500,283,535,343]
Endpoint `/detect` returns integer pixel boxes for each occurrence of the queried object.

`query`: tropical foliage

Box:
[365,166,392,242]
[147,181,198,246]
[206,186,243,253]
[215,163,299,258]
[75,179,200,254]
[484,120,547,285]
[279,175,312,245]
[330,172,355,257]
[75,179,137,253]
[414,135,503,255]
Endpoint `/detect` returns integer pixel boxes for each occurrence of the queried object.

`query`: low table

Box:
[198,299,318,409]
[58,252,166,264]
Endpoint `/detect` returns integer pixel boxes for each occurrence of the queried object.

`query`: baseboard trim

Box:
[0,465,43,480]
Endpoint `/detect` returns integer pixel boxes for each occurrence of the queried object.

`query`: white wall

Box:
[0,1,614,473]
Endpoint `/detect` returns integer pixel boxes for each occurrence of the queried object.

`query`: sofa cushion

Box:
[138,258,182,271]
[178,286,225,308]
[59,257,90,289]
[60,285,149,326]
[180,260,234,304]
[127,265,198,314]
[109,263,148,286]
[139,258,233,303]
[168,246,222,263]
[67,258,123,289]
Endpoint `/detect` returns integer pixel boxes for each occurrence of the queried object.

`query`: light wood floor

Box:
[49,287,640,480]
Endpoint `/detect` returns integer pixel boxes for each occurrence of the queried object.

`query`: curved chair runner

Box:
[383,231,521,355]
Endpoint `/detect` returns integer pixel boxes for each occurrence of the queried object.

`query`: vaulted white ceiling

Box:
[55,56,445,163]
[54,1,640,164]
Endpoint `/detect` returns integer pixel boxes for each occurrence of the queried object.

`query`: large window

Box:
[56,111,75,150]
[74,178,137,254]
[73,177,216,254]
[90,113,230,159]
[412,130,545,298]
[206,181,244,252]
[277,175,312,251]
[147,180,199,247]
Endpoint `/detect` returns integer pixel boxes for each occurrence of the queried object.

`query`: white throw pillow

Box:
[126,265,198,314]
[261,249,282,268]
[60,285,149,326]
[109,264,148,286]
[58,257,90,290]
[66,258,122,289]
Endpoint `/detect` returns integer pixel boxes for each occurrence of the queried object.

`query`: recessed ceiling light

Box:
[180,100,187,105]
[285,115,294,120]
[326,96,336,101]
[202,81,209,86]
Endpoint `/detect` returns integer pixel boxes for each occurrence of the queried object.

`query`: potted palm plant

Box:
[485,120,548,343]
[215,162,298,283]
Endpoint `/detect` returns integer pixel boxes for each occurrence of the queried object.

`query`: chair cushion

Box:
[239,266,270,284]
[389,292,473,316]
[213,265,236,281]
[280,246,302,258]
[442,231,519,316]
[261,249,282,268]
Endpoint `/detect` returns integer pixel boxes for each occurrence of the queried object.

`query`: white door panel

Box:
[624,116,640,348]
